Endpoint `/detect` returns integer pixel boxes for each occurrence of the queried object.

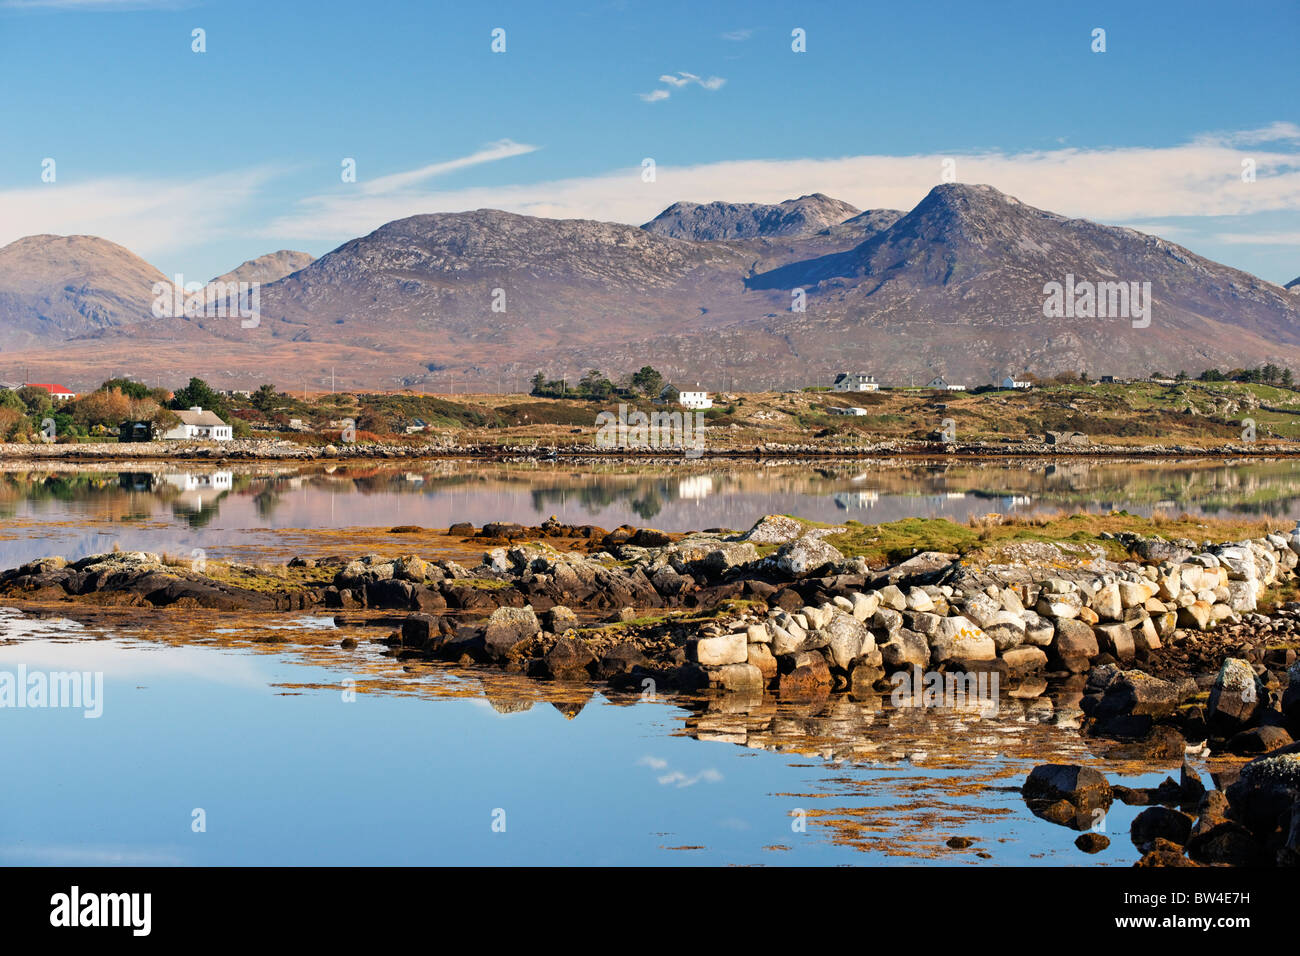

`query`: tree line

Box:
[530,366,666,400]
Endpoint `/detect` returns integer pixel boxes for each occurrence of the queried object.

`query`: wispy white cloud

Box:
[721,28,752,41]
[360,139,538,196]
[0,167,274,258]
[641,71,726,102]
[673,71,725,90]
[1213,231,1300,245]
[0,141,536,258]
[0,844,186,865]
[4,126,1297,283]
[1194,121,1300,148]
[656,768,723,788]
[264,126,1300,242]
[637,755,722,787]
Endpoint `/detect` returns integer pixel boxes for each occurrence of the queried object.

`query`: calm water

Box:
[0,456,1263,865]
[0,610,1172,866]
[2,457,1300,567]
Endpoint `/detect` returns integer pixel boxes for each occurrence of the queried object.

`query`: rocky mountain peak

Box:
[642,193,861,240]
[208,250,315,286]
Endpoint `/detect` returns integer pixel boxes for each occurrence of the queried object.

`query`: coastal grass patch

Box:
[814,511,1294,567]
[204,560,334,593]
[457,577,510,590]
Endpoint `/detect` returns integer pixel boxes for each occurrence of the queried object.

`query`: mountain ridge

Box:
[4,186,1299,391]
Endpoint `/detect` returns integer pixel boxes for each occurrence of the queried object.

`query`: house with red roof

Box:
[23,383,77,401]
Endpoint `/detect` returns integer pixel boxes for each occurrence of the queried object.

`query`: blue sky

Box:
[1,0,1297,283]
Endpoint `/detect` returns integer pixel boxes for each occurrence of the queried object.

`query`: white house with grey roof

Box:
[162,407,232,441]
[832,373,879,392]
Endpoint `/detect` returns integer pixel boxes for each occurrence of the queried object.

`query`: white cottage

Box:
[832,373,879,392]
[927,377,966,391]
[162,407,233,441]
[657,383,713,409]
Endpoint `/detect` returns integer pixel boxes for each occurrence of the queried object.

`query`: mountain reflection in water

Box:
[0,608,1182,866]
[1,457,1299,567]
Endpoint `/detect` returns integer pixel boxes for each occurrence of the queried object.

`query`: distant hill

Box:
[4,186,1299,392]
[207,250,314,287]
[0,235,166,351]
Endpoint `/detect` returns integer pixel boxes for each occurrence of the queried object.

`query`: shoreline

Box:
[1,439,1299,464]
[4,512,1298,866]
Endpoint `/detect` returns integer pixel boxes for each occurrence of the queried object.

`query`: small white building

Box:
[827,406,869,416]
[657,383,712,409]
[162,407,233,441]
[832,373,879,392]
[162,471,234,492]
[23,382,77,401]
[1002,377,1032,389]
[927,377,966,391]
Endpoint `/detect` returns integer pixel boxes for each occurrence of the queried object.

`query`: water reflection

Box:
[0,607,1180,865]
[3,457,1300,567]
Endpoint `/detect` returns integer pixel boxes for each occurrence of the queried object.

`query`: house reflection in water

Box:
[834,490,879,510]
[162,472,234,519]
[118,473,155,492]
[677,476,713,500]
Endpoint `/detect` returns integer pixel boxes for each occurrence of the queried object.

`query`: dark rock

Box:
[1023,764,1113,830]
[1225,745,1300,835]
[543,636,596,680]
[366,577,415,609]
[480,521,526,540]
[630,528,672,548]
[593,643,648,680]
[777,652,832,697]
[601,525,636,548]
[1130,806,1193,851]
[1134,839,1197,867]
[1091,670,1184,720]
[1186,816,1261,866]
[1103,725,1188,761]
[1112,785,1152,806]
[400,614,441,649]
[409,585,447,611]
[1226,725,1294,756]
[1179,762,1207,807]
[1050,619,1099,672]
[1207,658,1263,734]
[1075,832,1110,853]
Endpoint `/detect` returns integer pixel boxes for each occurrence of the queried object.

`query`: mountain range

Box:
[1,184,1297,392]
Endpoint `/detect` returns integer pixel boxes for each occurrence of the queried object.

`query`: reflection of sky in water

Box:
[3,458,1300,566]
[0,628,1171,866]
